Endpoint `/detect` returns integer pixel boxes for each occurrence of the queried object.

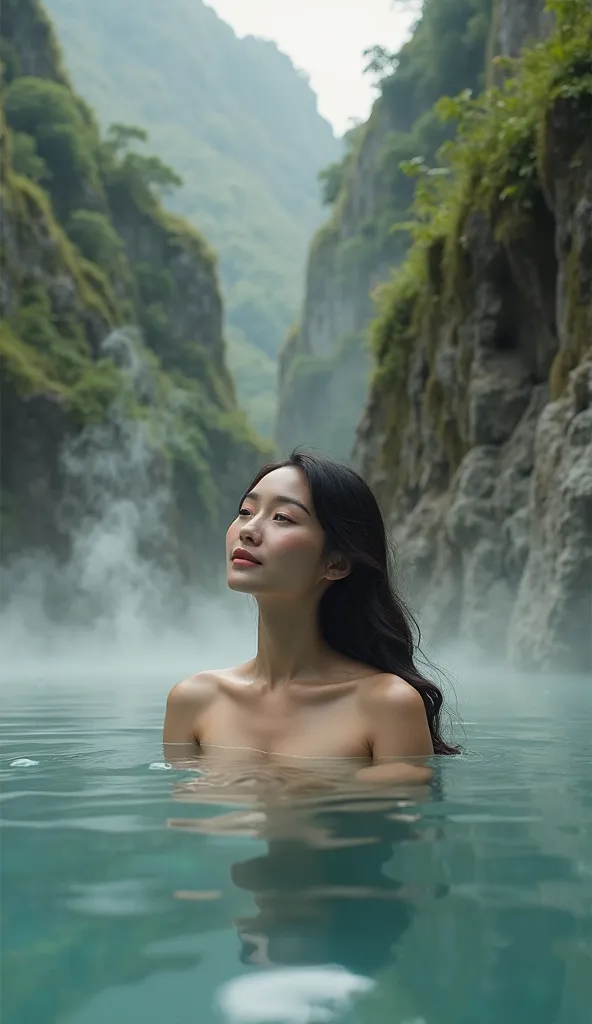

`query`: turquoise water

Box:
[1,668,592,1024]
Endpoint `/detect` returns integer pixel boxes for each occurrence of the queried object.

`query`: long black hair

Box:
[243,449,458,755]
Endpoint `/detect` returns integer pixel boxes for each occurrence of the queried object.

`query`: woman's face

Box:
[226,466,329,598]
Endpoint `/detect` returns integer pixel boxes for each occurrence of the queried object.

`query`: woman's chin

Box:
[227,570,261,594]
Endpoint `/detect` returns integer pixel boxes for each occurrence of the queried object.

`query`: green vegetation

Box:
[281,330,370,457]
[318,124,364,206]
[226,328,277,438]
[1,0,271,564]
[66,210,124,274]
[10,131,50,182]
[4,75,105,219]
[279,0,493,456]
[370,0,592,473]
[317,0,493,272]
[43,0,339,434]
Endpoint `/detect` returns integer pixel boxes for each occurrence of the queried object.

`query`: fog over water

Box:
[2,368,590,1024]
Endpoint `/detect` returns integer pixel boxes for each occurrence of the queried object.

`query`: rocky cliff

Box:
[490,0,553,58]
[355,0,592,672]
[0,0,270,605]
[276,102,404,459]
[277,0,493,458]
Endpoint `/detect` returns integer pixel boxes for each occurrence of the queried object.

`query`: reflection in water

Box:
[164,751,592,1024]
[169,758,444,979]
[2,674,592,1024]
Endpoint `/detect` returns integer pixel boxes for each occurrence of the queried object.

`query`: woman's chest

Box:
[196,691,369,759]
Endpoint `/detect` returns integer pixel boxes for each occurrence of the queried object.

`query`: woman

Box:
[164,450,458,779]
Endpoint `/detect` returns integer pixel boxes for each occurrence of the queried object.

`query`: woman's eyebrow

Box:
[244,491,311,516]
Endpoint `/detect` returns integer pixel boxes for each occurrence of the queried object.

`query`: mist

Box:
[0,329,481,716]
[0,328,256,688]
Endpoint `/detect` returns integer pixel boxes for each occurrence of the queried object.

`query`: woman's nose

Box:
[239,518,260,544]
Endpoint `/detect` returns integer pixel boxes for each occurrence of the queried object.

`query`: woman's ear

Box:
[325,553,351,582]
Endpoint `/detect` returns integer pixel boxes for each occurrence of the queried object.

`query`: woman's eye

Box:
[274,513,293,524]
[238,508,251,517]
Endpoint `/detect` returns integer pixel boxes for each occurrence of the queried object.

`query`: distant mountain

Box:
[44,0,339,434]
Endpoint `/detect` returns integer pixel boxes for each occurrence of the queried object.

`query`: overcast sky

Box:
[207,0,416,135]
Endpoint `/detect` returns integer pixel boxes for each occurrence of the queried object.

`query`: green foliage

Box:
[66,209,124,271]
[318,162,346,206]
[371,260,422,386]
[3,75,103,216]
[8,172,120,331]
[364,45,400,81]
[377,0,493,128]
[67,357,123,423]
[402,0,592,239]
[312,0,492,280]
[0,39,21,84]
[100,122,183,199]
[2,0,274,568]
[134,263,174,306]
[118,152,183,200]
[225,327,277,437]
[369,0,592,471]
[44,0,339,429]
[9,283,90,385]
[318,123,365,207]
[0,321,65,398]
[103,122,148,157]
[78,258,124,323]
[228,280,288,359]
[10,130,50,182]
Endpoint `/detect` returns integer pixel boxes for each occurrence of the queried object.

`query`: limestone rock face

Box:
[491,0,552,59]
[276,101,401,459]
[509,361,592,670]
[355,3,592,671]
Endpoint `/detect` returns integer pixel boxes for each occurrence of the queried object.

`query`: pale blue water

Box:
[1,668,591,1024]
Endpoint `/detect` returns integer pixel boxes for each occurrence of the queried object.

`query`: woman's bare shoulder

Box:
[356,669,424,710]
[167,662,255,702]
[166,668,227,708]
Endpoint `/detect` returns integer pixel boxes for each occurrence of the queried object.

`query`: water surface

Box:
[1,667,591,1024]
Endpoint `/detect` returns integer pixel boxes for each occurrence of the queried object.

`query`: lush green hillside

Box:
[44,0,339,435]
[0,0,270,591]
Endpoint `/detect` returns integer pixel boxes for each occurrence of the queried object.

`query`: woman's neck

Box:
[253,596,329,688]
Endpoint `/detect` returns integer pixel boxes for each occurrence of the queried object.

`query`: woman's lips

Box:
[231,549,262,567]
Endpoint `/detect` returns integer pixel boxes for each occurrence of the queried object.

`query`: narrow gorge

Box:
[281,0,592,672]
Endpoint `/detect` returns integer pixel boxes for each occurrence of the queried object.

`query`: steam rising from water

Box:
[1,329,254,682]
[0,329,483,700]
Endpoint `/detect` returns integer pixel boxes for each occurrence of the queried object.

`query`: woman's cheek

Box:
[274,531,322,564]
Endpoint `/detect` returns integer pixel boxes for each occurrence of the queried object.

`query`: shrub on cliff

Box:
[371,0,592,415]
[10,130,50,183]
[66,209,124,273]
[3,76,103,217]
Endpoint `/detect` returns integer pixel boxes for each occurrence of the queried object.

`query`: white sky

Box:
[207,0,416,135]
